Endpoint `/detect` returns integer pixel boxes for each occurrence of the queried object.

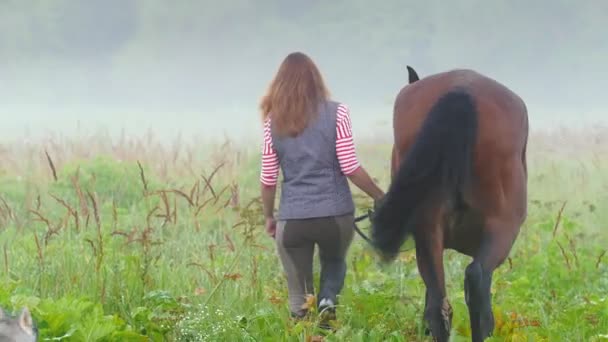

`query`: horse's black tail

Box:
[371,89,478,261]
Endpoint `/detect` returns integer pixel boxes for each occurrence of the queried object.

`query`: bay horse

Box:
[370,66,528,341]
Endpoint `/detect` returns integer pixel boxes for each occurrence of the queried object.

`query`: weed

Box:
[0,129,606,341]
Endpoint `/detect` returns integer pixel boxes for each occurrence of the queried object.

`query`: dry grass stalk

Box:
[0,208,6,228]
[231,221,247,234]
[556,241,571,270]
[137,160,149,194]
[201,175,217,200]
[127,225,161,291]
[195,198,214,217]
[207,162,225,184]
[566,234,579,267]
[58,211,71,231]
[172,196,177,225]
[216,197,232,213]
[159,191,171,224]
[244,197,261,210]
[201,162,225,199]
[230,182,239,208]
[44,149,58,181]
[170,189,193,207]
[45,223,61,246]
[50,193,80,231]
[187,262,218,284]
[0,195,14,221]
[146,207,160,227]
[87,190,104,272]
[207,244,217,263]
[203,239,249,307]
[29,209,58,245]
[597,250,606,269]
[552,201,567,239]
[35,194,41,211]
[190,180,200,206]
[111,227,138,244]
[34,233,43,266]
[220,196,233,209]
[88,191,101,230]
[85,238,97,259]
[212,185,230,206]
[70,169,89,218]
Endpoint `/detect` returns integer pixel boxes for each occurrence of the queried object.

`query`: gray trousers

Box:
[275,214,354,316]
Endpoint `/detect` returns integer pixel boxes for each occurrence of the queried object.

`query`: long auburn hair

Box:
[260,52,330,137]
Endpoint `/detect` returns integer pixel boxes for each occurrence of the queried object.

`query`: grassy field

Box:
[0,127,607,341]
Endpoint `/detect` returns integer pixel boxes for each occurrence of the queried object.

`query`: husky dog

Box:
[0,307,37,342]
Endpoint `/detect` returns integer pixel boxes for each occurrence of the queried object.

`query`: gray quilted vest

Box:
[271,100,355,220]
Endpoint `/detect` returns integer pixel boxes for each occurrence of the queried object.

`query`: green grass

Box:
[0,131,607,341]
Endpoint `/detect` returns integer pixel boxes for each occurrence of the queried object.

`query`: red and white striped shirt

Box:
[260,103,361,186]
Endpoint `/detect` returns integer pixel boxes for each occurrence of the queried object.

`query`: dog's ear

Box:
[18,307,35,335]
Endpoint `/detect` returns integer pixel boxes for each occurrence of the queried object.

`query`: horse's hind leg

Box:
[464,259,494,342]
[422,289,431,335]
[415,225,452,342]
[465,218,520,342]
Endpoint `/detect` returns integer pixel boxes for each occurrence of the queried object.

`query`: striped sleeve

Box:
[260,117,280,186]
[336,104,361,175]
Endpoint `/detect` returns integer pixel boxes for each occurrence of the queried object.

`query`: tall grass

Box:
[0,127,607,341]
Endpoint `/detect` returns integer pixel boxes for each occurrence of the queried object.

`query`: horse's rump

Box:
[394,69,528,209]
[372,68,528,260]
[393,69,527,165]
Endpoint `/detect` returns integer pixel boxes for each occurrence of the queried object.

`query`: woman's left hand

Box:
[265,217,276,239]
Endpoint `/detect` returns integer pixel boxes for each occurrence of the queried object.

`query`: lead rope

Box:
[353,213,373,244]
[353,212,414,253]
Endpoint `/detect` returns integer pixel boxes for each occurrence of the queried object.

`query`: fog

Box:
[1,1,607,144]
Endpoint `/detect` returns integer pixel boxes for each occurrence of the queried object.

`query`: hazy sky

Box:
[1,1,607,144]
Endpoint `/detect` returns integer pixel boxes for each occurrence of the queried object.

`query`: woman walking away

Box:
[259,52,384,329]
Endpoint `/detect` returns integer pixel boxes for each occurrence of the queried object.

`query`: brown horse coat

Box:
[392,69,528,256]
[372,67,528,342]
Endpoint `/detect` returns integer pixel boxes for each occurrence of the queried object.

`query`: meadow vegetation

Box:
[0,127,607,341]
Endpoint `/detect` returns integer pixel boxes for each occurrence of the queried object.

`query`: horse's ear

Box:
[406,65,420,84]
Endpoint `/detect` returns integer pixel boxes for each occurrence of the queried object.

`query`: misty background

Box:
[1,0,607,144]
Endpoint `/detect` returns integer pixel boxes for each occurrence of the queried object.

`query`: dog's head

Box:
[0,307,37,342]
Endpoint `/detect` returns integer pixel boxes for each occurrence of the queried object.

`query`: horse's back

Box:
[393,69,528,158]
